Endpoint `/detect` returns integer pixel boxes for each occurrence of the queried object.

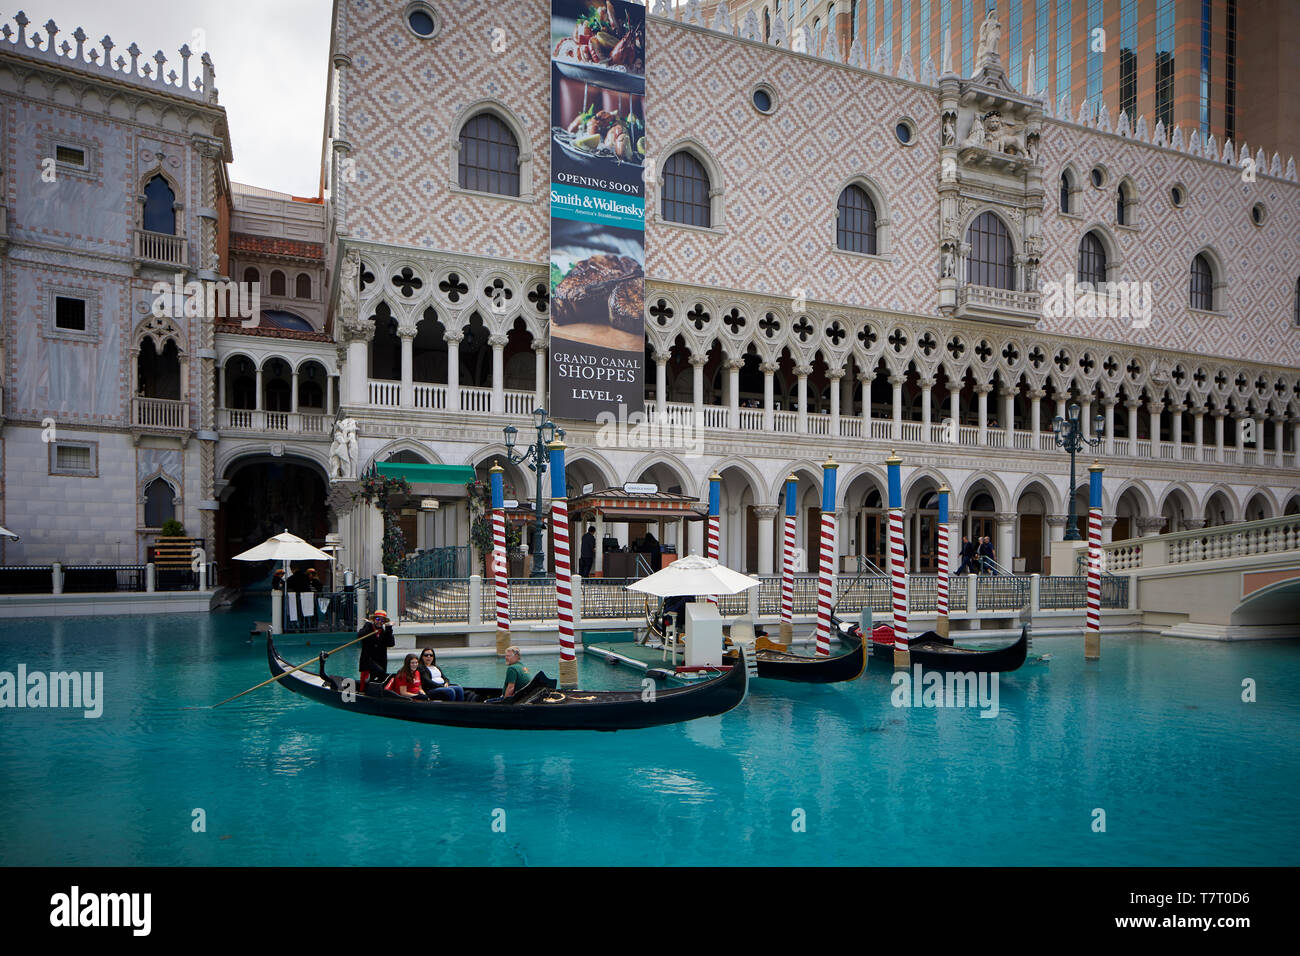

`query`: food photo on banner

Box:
[548,0,647,422]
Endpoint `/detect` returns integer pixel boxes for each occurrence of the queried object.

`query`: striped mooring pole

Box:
[549,440,577,688]
[490,462,510,655]
[814,456,839,656]
[887,450,910,668]
[779,473,797,645]
[936,483,951,639]
[1085,460,1104,661]
[706,471,721,604]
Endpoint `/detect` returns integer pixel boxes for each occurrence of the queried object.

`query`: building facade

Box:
[1,1,1297,587]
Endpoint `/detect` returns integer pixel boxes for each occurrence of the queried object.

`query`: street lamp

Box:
[1053,401,1105,541]
[504,408,565,576]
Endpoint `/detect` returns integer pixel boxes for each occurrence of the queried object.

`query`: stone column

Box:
[976,384,991,445]
[325,374,334,416]
[291,368,300,414]
[594,510,604,575]
[1079,397,1092,439]
[829,369,844,436]
[1126,400,1140,452]
[1138,516,1166,538]
[691,353,706,427]
[1192,405,1205,457]
[254,365,264,411]
[890,375,904,441]
[652,349,667,416]
[217,363,226,415]
[399,327,416,407]
[1171,404,1184,457]
[1273,416,1285,466]
[1102,397,1116,454]
[761,362,776,431]
[1002,387,1016,444]
[445,330,463,413]
[995,512,1017,573]
[1100,514,1117,544]
[919,377,934,439]
[1047,514,1068,543]
[1146,402,1164,457]
[1029,389,1045,444]
[1055,397,1068,427]
[860,370,874,435]
[489,334,507,414]
[1292,418,1300,464]
[1235,412,1246,460]
[796,365,811,432]
[755,505,777,575]
[535,344,547,410]
[948,386,961,440]
[1214,409,1226,462]
[727,358,742,428]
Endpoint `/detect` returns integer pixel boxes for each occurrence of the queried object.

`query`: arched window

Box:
[764,7,771,40]
[458,112,520,196]
[242,266,259,286]
[836,184,877,254]
[142,175,176,235]
[1078,232,1107,284]
[662,151,711,227]
[1190,254,1214,310]
[296,273,312,298]
[1059,170,1074,213]
[269,270,286,296]
[144,478,175,528]
[966,212,1014,289]
[1116,183,1130,224]
[1294,277,1299,327]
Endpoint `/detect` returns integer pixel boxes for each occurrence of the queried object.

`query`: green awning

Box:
[375,463,476,485]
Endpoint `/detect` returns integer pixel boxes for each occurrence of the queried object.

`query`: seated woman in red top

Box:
[384,654,425,699]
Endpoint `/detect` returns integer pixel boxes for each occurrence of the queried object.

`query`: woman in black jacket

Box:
[417,648,470,702]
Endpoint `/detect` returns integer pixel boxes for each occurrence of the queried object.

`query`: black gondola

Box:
[721,634,866,683]
[840,620,1029,673]
[266,636,749,731]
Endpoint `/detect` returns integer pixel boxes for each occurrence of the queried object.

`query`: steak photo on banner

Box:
[551,0,645,78]
[549,218,644,419]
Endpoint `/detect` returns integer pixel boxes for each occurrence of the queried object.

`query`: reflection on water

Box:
[0,611,1298,866]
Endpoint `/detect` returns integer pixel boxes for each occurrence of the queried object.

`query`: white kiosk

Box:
[684,601,724,667]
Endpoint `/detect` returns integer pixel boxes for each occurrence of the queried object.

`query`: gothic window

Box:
[1190,254,1214,310]
[966,212,1015,290]
[296,273,312,298]
[1059,169,1075,213]
[662,151,711,228]
[458,112,520,197]
[242,267,259,286]
[142,175,176,235]
[1078,231,1107,284]
[269,270,286,296]
[836,184,877,254]
[144,478,175,528]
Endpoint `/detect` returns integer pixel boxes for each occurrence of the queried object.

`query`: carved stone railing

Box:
[1102,515,1300,570]
[955,284,1042,326]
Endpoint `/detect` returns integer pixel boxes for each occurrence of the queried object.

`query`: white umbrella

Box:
[0,526,18,541]
[625,554,759,597]
[233,530,334,564]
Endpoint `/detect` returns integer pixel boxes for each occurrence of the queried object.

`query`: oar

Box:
[207,631,371,709]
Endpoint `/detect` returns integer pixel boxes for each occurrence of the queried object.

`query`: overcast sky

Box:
[19,0,333,195]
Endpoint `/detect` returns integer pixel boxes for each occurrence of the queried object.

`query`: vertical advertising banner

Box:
[549,0,646,422]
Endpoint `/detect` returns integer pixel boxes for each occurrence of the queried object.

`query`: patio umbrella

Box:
[0,526,18,541]
[232,530,334,565]
[625,554,758,598]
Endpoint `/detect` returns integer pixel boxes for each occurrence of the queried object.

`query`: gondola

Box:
[643,599,865,684]
[835,619,1029,673]
[266,636,749,731]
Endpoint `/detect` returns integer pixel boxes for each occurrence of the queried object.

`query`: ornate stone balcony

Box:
[955,283,1042,326]
[134,229,188,269]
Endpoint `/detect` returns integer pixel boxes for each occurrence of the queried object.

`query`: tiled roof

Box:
[230,233,325,261]
[215,320,332,342]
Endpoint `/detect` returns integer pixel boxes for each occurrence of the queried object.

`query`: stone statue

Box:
[963,113,985,148]
[976,8,1001,64]
[329,418,359,480]
[942,113,955,146]
[941,248,955,278]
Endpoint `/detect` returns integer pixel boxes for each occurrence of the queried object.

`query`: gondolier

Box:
[357,611,394,685]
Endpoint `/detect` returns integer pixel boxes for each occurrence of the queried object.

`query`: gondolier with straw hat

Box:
[357,610,394,687]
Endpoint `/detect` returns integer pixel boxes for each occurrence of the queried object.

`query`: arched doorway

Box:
[218,457,331,587]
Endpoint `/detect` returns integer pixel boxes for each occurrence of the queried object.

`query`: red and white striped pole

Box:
[779,473,797,645]
[490,462,510,655]
[936,483,951,639]
[1085,460,1104,661]
[549,440,577,687]
[815,456,839,656]
[706,471,721,604]
[887,451,909,667]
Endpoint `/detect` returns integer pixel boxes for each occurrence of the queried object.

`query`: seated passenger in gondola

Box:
[357,610,395,687]
[418,648,468,701]
[384,654,425,699]
[484,646,531,703]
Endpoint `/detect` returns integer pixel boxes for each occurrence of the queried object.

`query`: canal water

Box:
[1,605,1296,866]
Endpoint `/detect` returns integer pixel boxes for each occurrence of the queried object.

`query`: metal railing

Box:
[404,578,472,623]
[281,588,361,632]
[401,545,470,580]
[61,565,145,593]
[975,574,1030,610]
[0,565,55,594]
[1040,574,1129,609]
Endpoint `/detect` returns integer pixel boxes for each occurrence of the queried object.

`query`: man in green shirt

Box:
[501,646,530,698]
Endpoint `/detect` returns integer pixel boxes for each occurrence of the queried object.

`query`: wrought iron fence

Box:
[975,574,1030,610]
[0,566,55,594]
[401,545,470,580]
[907,573,970,612]
[580,578,646,619]
[61,565,145,593]
[1039,574,1129,609]
[831,575,892,614]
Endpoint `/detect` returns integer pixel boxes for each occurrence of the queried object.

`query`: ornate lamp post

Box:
[1053,402,1104,541]
[503,407,564,577]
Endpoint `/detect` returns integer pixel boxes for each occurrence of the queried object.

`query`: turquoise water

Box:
[1,606,1298,866]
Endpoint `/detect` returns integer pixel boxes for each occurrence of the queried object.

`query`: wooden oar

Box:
[207,631,374,709]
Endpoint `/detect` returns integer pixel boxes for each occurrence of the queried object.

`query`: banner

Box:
[549,0,646,422]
